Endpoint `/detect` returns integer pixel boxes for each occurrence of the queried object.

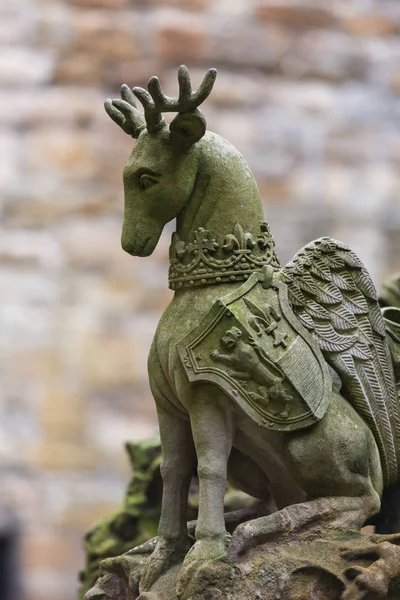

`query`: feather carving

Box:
[280,237,400,487]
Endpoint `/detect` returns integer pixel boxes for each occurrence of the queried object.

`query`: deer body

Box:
[104,67,398,597]
[144,260,382,593]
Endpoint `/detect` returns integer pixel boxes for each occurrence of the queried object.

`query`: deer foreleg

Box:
[157,406,195,540]
[191,386,235,541]
[176,384,236,595]
[140,401,195,592]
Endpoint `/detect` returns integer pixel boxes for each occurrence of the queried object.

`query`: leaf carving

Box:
[310,259,332,282]
[323,254,345,270]
[349,343,372,361]
[330,352,356,378]
[351,269,378,300]
[296,311,315,331]
[317,238,337,253]
[338,250,364,269]
[331,272,358,292]
[314,283,343,305]
[313,321,358,348]
[304,301,330,320]
[287,285,307,307]
[297,271,319,296]
[343,292,369,315]
[330,306,358,331]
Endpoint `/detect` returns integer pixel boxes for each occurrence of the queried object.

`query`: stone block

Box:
[55,501,121,532]
[256,2,337,29]
[54,11,139,85]
[88,402,158,466]
[39,389,86,439]
[23,568,78,600]
[341,14,400,37]
[203,70,264,107]
[61,218,126,271]
[103,58,162,88]
[387,228,400,274]
[0,48,54,85]
[210,0,252,17]
[209,110,257,156]
[257,177,291,203]
[294,30,369,81]
[209,21,291,69]
[22,534,79,571]
[82,333,145,387]
[0,9,39,44]
[27,441,99,470]
[54,51,103,85]
[2,191,112,228]
[35,4,76,48]
[24,128,98,182]
[0,230,62,269]
[67,0,129,7]
[0,131,21,192]
[0,88,105,127]
[156,15,208,62]
[146,0,211,9]
[326,130,373,164]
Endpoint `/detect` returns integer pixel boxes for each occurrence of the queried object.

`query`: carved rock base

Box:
[85,529,400,600]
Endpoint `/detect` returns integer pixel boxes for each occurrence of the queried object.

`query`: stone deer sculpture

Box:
[104,67,400,597]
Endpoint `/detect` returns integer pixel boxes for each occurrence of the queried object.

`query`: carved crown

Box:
[169,222,280,290]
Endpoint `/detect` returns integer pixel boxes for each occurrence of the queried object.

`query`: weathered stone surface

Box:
[2,2,400,600]
[98,62,400,600]
[86,529,400,600]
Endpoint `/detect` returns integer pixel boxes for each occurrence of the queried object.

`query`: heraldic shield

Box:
[177,269,333,432]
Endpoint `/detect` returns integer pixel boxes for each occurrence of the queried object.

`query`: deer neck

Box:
[169,133,280,291]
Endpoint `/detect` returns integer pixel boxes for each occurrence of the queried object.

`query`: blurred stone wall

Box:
[1,0,400,599]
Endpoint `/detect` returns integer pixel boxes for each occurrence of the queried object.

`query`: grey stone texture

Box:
[1,1,400,600]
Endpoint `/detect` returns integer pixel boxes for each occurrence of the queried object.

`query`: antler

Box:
[105,66,217,137]
[134,65,217,127]
[104,84,146,139]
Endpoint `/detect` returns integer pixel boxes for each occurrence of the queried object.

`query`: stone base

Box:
[85,525,400,600]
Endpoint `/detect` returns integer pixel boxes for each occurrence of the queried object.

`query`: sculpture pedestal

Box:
[85,527,400,600]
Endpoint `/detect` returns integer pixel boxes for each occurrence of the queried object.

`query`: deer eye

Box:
[139,174,158,191]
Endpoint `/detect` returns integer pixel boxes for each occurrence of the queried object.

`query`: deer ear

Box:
[169,110,206,148]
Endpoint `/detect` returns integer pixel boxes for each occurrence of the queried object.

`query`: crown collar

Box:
[168,222,280,290]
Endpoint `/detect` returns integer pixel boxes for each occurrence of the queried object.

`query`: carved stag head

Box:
[105,66,217,256]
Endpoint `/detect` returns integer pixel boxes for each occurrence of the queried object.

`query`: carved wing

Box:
[280,237,400,487]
